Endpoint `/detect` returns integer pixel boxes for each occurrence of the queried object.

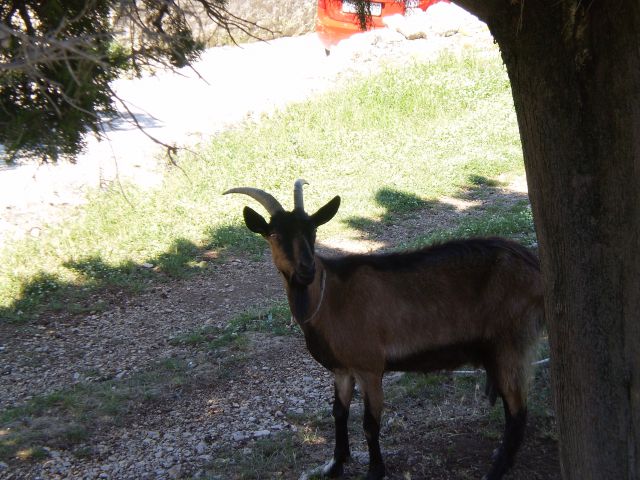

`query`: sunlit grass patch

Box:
[0,46,522,321]
[402,200,536,250]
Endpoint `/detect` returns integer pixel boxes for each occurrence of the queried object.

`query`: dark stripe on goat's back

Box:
[321,237,538,279]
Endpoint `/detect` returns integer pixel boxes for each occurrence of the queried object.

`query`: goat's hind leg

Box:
[483,389,527,480]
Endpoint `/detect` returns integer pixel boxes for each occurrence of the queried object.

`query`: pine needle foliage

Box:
[0,0,262,162]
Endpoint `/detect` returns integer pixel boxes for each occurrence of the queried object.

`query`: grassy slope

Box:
[0,48,526,321]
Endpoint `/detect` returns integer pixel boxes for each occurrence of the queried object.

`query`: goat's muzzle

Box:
[293,265,316,286]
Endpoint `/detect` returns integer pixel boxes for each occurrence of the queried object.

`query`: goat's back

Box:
[317,238,544,373]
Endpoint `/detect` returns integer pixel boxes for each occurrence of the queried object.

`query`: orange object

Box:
[316,0,447,51]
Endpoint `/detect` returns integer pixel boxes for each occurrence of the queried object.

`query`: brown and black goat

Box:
[224,180,544,480]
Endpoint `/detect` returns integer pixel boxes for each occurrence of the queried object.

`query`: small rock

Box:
[195,441,208,455]
[253,429,271,438]
[48,449,61,458]
[0,462,8,471]
[352,451,369,464]
[232,431,247,442]
[168,464,182,479]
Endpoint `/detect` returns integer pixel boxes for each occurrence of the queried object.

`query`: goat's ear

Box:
[310,195,341,227]
[243,206,269,235]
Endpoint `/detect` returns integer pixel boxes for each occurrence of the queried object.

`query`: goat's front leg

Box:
[358,372,385,480]
[322,371,355,477]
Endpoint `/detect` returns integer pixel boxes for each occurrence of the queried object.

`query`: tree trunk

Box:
[454,1,640,478]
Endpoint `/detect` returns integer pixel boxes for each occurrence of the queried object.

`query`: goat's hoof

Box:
[483,459,511,480]
[483,465,507,480]
[322,458,344,477]
[364,464,386,480]
[299,458,346,480]
[491,445,504,462]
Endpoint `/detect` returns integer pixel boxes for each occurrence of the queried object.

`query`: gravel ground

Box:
[0,7,557,480]
[0,183,559,480]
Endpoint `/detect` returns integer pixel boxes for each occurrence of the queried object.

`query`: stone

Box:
[195,441,208,455]
[168,464,182,479]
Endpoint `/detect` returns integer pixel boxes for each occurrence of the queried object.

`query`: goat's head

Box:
[224,179,340,286]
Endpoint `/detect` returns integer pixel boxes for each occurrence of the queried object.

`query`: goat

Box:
[224,179,544,480]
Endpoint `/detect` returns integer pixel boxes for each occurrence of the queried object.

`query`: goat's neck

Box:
[286,257,326,326]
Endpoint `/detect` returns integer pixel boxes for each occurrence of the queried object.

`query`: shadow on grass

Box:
[0,224,266,323]
[0,175,534,324]
[467,174,503,188]
[344,187,444,233]
[205,223,264,257]
[339,176,534,252]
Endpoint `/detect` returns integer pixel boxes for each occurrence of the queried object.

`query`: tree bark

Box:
[454,0,640,478]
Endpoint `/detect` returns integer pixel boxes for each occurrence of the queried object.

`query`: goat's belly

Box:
[384,340,489,373]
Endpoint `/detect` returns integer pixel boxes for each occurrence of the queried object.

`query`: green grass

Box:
[0,46,524,321]
[169,300,295,350]
[401,200,536,250]
[206,432,302,479]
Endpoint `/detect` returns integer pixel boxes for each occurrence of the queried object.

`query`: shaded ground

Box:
[0,181,559,479]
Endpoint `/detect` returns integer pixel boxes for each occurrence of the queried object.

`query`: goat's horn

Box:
[223,187,284,216]
[294,179,309,211]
